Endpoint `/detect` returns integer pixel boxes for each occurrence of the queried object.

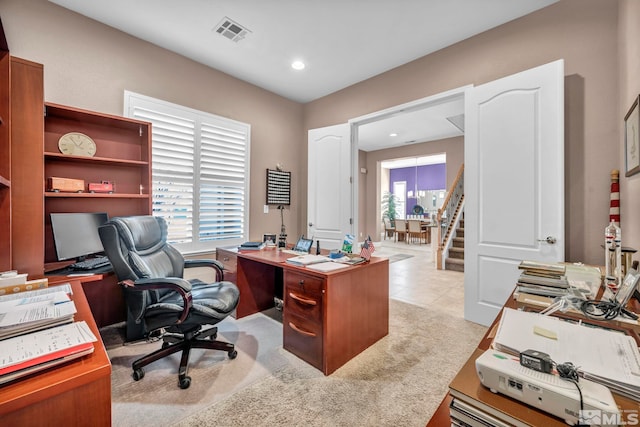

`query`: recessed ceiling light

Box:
[389,133,398,137]
[291,60,305,70]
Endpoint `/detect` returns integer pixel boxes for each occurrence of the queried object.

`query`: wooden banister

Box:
[436,164,464,269]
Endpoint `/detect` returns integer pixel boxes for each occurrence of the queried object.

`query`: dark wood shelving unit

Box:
[43,102,153,265]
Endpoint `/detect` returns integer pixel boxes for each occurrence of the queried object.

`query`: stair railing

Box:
[436,164,464,269]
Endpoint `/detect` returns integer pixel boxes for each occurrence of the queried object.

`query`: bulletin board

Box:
[266,169,291,205]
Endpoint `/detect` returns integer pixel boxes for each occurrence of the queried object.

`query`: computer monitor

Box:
[50,212,109,261]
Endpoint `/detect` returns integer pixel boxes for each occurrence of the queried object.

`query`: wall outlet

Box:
[264,205,269,214]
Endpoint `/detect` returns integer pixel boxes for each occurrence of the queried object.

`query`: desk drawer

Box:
[284,272,323,321]
[284,271,323,296]
[215,248,237,283]
[283,311,323,370]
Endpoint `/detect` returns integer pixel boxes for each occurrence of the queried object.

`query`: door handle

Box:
[537,236,557,245]
[308,222,313,227]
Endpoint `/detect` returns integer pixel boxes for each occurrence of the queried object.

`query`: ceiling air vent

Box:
[214,17,250,42]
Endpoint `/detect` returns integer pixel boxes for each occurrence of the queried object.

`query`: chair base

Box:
[131,326,237,389]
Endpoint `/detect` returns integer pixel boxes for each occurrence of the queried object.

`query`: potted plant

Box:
[381,191,398,227]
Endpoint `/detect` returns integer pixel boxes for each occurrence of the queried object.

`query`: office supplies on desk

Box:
[0,290,77,339]
[0,272,28,288]
[0,321,96,383]
[285,254,329,266]
[239,241,266,251]
[305,261,350,272]
[493,307,640,401]
[0,277,48,295]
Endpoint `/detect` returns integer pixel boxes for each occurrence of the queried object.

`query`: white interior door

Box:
[308,124,352,250]
[465,60,565,326]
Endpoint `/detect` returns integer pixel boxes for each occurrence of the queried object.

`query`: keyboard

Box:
[70,256,111,271]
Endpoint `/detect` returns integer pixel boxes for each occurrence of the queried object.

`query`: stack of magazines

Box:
[516,260,569,297]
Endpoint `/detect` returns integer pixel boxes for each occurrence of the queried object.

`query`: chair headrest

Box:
[111,216,169,256]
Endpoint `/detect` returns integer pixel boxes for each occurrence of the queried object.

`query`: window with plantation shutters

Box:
[124,91,250,253]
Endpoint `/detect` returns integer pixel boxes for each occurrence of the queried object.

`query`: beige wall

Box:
[0,0,631,266]
[619,1,640,264]
[303,0,620,265]
[0,0,305,246]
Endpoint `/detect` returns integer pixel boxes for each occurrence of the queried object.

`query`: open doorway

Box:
[349,86,467,243]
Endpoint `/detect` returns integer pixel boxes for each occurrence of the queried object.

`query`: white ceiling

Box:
[48,0,558,150]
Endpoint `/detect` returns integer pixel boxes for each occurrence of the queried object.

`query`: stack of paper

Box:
[305,262,351,272]
[0,289,76,340]
[285,254,330,266]
[0,321,96,384]
[493,307,640,401]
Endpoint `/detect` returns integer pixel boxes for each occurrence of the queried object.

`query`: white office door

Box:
[308,124,352,250]
[465,60,564,326]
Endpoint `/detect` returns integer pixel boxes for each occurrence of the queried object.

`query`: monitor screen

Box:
[50,212,109,261]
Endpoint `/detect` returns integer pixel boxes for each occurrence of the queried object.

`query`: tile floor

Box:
[376,236,465,316]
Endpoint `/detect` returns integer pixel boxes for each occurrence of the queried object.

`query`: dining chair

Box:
[395,220,408,243]
[407,219,427,244]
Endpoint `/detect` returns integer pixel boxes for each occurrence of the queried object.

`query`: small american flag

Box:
[360,236,376,260]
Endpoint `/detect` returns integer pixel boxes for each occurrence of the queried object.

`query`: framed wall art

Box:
[624,95,640,177]
[266,168,291,205]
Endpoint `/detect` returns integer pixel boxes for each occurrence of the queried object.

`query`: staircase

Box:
[445,216,464,272]
[435,163,464,271]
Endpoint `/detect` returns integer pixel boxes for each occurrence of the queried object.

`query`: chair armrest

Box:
[184,259,225,281]
[120,278,193,324]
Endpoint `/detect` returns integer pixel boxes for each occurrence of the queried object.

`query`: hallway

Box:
[375,238,465,316]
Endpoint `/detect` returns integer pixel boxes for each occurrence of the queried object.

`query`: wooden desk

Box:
[0,280,111,426]
[427,292,640,426]
[218,247,389,375]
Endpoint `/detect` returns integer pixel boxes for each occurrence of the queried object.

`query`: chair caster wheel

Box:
[179,376,191,389]
[228,349,238,359]
[132,368,145,381]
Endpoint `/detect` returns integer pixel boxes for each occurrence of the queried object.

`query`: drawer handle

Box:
[288,322,316,337]
[223,257,229,261]
[289,292,317,306]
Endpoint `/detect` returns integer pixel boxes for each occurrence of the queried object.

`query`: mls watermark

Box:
[579,409,639,425]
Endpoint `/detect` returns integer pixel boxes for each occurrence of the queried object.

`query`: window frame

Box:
[124,90,251,254]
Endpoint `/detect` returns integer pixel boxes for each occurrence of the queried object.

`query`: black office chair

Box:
[98,215,240,389]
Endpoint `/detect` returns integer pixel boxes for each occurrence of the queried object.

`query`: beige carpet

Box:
[107,299,486,427]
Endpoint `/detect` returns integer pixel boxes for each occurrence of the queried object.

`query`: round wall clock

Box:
[58,132,97,157]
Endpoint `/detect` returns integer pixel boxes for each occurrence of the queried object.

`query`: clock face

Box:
[58,132,97,157]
